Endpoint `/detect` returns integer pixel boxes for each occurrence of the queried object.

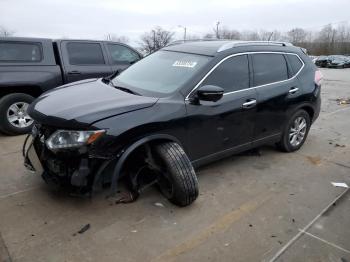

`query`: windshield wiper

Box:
[102,70,120,84]
[109,82,140,96]
[101,70,140,96]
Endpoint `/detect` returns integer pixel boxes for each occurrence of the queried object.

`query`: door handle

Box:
[68,70,82,75]
[289,87,299,94]
[242,99,257,109]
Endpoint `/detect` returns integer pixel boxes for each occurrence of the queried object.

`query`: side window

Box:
[287,54,303,76]
[201,55,249,93]
[66,42,105,65]
[107,44,140,64]
[252,53,288,86]
[0,42,42,62]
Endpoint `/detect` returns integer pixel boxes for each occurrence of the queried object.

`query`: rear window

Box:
[67,42,105,65]
[0,42,42,62]
[287,54,303,75]
[252,53,288,86]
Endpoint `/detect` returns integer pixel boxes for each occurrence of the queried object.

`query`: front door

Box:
[185,54,257,163]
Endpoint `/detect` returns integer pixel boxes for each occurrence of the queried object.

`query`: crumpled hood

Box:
[28,79,158,129]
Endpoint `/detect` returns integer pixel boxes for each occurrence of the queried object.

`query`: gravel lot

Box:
[0,68,349,262]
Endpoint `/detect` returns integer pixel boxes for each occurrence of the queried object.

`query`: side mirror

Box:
[196,85,224,102]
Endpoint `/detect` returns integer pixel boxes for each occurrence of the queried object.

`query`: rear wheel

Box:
[277,109,311,152]
[154,142,198,207]
[0,93,34,135]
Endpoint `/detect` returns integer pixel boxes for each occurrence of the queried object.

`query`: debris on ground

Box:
[335,143,346,148]
[336,98,350,105]
[154,202,165,208]
[73,224,91,236]
[331,182,349,188]
[131,230,138,233]
[249,224,253,227]
[112,191,139,204]
[224,243,230,247]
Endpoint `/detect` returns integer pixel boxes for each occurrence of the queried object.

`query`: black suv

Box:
[24,40,322,206]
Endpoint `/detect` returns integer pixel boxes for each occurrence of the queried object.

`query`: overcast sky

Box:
[1,0,350,46]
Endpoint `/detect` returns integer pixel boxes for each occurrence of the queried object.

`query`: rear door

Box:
[186,54,257,162]
[104,43,141,73]
[60,41,112,83]
[251,52,303,143]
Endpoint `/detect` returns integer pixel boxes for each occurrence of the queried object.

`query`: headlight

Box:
[46,130,105,151]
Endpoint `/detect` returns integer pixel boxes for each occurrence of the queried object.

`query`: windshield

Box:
[112,51,211,96]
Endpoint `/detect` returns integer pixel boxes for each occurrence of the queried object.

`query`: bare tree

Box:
[185,34,200,40]
[203,33,215,39]
[0,26,14,37]
[240,30,260,41]
[221,28,241,40]
[105,34,129,44]
[201,22,350,55]
[139,26,174,54]
[287,28,308,44]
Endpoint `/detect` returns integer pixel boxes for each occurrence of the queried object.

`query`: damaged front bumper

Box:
[23,126,116,194]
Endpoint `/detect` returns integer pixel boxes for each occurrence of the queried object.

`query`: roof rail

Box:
[217,41,293,52]
[166,38,227,47]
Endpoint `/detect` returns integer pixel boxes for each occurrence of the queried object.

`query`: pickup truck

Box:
[0,37,142,135]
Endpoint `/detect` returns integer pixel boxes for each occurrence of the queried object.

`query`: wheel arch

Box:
[300,105,315,122]
[290,103,315,122]
[0,86,43,99]
[104,134,183,195]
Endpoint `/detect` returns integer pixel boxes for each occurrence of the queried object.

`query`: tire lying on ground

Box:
[0,93,35,135]
[154,142,199,207]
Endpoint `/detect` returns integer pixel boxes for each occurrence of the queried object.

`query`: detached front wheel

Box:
[154,142,198,207]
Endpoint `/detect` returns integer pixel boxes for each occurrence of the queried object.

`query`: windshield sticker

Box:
[172,60,198,68]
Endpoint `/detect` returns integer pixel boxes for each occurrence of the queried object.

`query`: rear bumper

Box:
[313,88,321,123]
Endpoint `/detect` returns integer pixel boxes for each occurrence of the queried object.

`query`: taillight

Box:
[314,70,323,86]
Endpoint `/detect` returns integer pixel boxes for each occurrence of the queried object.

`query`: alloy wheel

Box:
[6,102,34,128]
[289,116,307,147]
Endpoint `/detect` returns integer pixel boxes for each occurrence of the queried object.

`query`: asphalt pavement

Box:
[0,68,349,262]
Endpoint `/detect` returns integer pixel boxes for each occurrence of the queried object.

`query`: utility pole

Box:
[152,30,156,53]
[178,25,187,41]
[216,21,220,39]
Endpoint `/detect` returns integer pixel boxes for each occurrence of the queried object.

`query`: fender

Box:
[106,134,182,196]
[289,102,316,121]
[283,102,316,125]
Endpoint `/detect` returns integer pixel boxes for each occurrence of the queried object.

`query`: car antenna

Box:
[268,32,274,42]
